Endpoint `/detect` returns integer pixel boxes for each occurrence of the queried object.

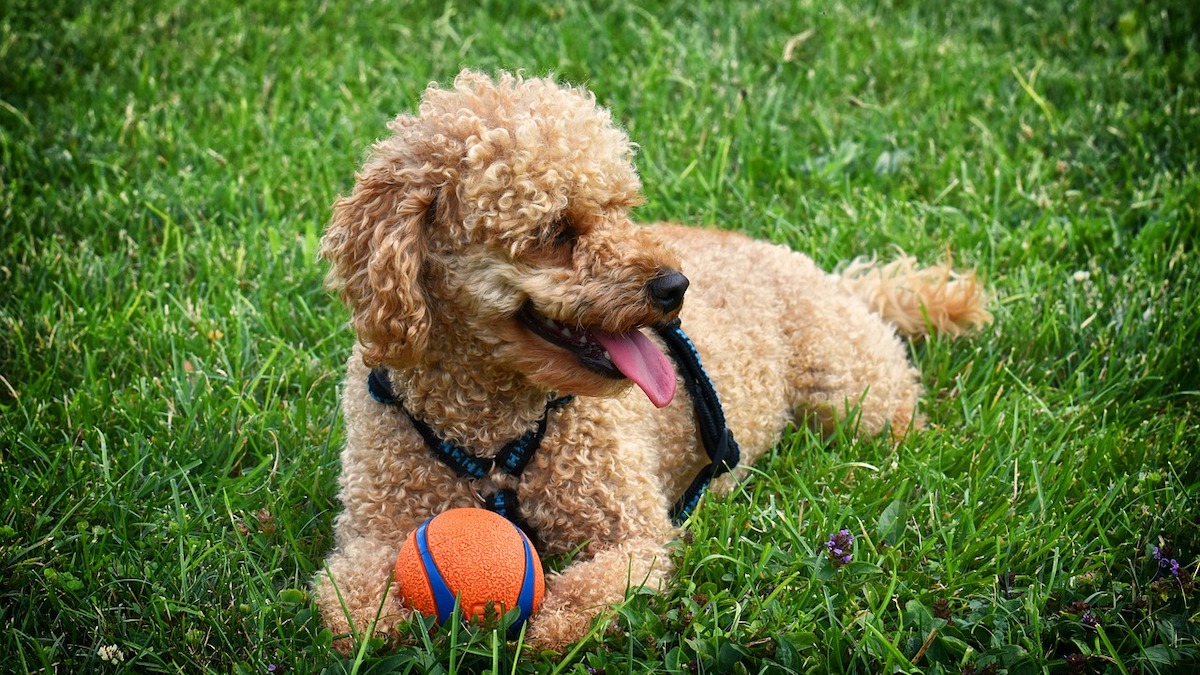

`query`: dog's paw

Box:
[324,605,412,656]
[525,589,615,652]
[526,606,591,651]
[314,575,411,656]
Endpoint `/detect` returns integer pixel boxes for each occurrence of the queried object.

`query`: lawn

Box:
[2,0,1198,672]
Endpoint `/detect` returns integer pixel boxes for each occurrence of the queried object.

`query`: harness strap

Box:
[367,320,739,533]
[367,368,569,538]
[373,369,503,479]
[654,322,741,524]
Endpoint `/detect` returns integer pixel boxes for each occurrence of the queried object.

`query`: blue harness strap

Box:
[368,368,568,541]
[654,321,741,524]
[367,320,739,535]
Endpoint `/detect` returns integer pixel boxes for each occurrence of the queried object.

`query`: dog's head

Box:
[321,70,685,407]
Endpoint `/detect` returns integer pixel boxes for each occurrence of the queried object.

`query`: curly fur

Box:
[313,70,991,652]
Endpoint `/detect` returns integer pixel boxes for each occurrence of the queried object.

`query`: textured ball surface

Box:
[394,508,544,629]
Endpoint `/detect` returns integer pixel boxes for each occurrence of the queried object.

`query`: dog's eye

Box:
[528,218,577,267]
[552,219,577,247]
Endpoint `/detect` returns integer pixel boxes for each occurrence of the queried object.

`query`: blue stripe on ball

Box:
[513,524,536,631]
[415,517,457,623]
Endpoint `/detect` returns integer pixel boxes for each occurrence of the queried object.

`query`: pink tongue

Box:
[593,330,677,408]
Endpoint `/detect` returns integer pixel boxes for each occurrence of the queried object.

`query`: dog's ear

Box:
[320,161,436,368]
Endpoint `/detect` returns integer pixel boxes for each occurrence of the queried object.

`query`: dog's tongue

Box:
[593,330,677,408]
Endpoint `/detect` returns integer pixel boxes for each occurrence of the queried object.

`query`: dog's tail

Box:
[839,250,992,339]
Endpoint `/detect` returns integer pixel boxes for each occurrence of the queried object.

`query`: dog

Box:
[312,69,990,651]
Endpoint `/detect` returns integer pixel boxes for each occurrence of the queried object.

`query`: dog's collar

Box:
[367,367,572,535]
[366,320,739,535]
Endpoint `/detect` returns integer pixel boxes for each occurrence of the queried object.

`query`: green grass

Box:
[2,0,1198,672]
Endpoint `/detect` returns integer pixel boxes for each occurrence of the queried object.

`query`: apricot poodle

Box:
[313,69,990,651]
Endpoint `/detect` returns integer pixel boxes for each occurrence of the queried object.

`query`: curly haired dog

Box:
[313,70,990,651]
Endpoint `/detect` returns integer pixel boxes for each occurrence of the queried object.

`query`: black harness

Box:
[654,322,742,524]
[367,320,740,538]
[368,366,570,538]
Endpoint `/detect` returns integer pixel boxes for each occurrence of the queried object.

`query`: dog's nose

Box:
[649,270,689,313]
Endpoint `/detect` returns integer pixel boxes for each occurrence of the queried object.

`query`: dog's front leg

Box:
[313,534,410,655]
[526,532,675,651]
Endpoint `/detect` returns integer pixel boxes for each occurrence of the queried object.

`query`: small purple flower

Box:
[1153,545,1181,578]
[825,529,855,568]
[1080,611,1099,628]
[1160,557,1181,577]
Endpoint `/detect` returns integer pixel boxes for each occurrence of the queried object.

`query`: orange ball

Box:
[394,508,544,630]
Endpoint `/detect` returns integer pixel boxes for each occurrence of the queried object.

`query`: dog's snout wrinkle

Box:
[648,270,689,313]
